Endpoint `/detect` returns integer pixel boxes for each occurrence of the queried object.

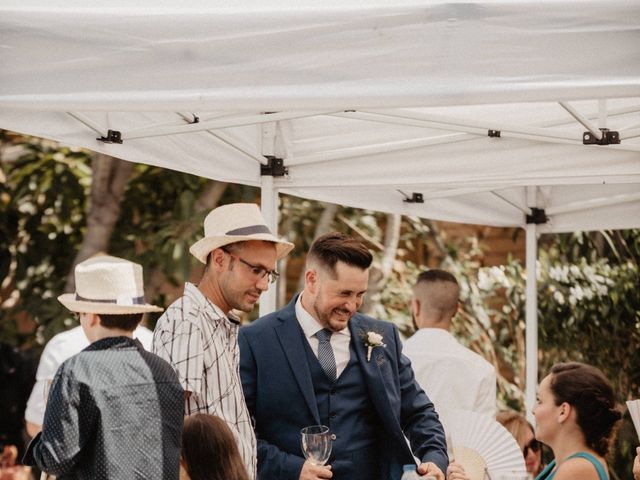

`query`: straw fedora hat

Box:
[189,203,294,264]
[58,255,163,314]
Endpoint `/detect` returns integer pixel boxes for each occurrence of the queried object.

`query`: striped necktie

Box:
[316,328,337,382]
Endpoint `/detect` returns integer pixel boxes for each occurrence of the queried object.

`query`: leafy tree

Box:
[0,136,90,345]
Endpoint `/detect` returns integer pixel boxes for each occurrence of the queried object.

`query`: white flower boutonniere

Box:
[363,331,386,362]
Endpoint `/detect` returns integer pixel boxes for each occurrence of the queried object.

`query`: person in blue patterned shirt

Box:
[23,255,184,480]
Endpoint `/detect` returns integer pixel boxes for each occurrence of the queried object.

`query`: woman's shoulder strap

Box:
[566,452,608,480]
[535,460,556,480]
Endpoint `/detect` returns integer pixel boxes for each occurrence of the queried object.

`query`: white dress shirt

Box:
[295,293,351,378]
[403,328,496,419]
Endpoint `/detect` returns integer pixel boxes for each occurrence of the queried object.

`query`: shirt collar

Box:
[184,282,239,325]
[414,327,455,341]
[295,293,350,339]
[85,336,139,352]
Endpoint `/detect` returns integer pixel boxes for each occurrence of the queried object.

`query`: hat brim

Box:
[58,294,163,314]
[190,234,294,264]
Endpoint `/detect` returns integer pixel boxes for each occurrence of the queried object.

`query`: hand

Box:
[417,461,445,480]
[633,446,640,480]
[447,461,470,480]
[299,460,332,480]
[0,465,31,480]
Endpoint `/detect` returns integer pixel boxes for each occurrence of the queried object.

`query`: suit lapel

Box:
[274,297,320,424]
[349,317,405,441]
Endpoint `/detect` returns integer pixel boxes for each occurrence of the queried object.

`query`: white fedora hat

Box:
[189,203,294,264]
[58,255,163,314]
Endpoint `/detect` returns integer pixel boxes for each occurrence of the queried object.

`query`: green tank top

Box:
[535,452,608,480]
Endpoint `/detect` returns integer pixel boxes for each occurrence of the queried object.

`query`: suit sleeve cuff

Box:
[284,455,306,480]
[22,431,42,466]
[421,452,449,477]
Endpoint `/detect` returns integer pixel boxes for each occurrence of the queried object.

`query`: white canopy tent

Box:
[1,0,639,417]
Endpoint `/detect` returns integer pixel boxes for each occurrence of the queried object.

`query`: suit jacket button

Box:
[330,433,337,441]
[330,412,337,418]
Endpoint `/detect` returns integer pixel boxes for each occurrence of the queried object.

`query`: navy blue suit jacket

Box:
[239,296,448,480]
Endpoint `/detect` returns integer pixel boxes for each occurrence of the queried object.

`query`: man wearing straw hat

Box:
[23,255,184,480]
[153,202,294,480]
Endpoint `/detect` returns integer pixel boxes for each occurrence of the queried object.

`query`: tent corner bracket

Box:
[526,207,548,224]
[400,191,424,204]
[583,128,620,145]
[96,130,123,144]
[261,156,288,177]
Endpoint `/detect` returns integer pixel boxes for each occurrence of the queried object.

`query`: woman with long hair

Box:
[533,362,621,480]
[180,414,249,480]
[497,410,543,477]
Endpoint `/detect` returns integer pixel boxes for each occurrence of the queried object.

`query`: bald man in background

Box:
[403,269,496,421]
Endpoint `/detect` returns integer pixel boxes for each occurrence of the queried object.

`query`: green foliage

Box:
[0,139,91,346]
[0,133,255,343]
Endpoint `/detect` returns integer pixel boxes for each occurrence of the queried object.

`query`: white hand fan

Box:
[627,399,640,441]
[441,409,526,480]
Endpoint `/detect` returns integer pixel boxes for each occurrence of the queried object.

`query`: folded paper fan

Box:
[443,409,526,480]
[627,399,640,441]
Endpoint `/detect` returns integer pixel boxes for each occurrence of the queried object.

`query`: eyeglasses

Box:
[523,439,540,457]
[221,248,280,284]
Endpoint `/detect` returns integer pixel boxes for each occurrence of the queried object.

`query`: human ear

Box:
[558,402,571,424]
[411,298,420,319]
[88,313,100,328]
[305,269,317,294]
[210,248,227,272]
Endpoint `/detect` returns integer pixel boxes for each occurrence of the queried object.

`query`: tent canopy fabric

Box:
[1,0,639,233]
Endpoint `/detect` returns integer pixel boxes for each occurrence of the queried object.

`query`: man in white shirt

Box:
[153,203,294,480]
[24,323,152,437]
[403,269,496,420]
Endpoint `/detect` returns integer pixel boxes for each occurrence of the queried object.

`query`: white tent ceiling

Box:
[1,0,640,415]
[1,0,639,232]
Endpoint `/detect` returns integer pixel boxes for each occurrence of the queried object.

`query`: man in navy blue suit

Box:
[239,233,447,480]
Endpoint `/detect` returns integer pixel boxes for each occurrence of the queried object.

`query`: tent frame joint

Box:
[261,156,288,177]
[96,130,123,144]
[400,191,424,204]
[526,207,548,225]
[583,128,620,145]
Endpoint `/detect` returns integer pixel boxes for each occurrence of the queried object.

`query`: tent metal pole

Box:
[559,102,603,140]
[290,133,470,166]
[259,120,279,317]
[350,109,578,142]
[546,192,640,216]
[259,175,278,317]
[620,127,640,140]
[123,110,337,140]
[525,188,539,424]
[67,112,105,136]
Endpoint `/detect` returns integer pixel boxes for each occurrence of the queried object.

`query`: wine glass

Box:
[300,425,332,466]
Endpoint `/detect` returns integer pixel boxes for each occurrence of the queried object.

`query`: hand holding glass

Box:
[300,425,332,466]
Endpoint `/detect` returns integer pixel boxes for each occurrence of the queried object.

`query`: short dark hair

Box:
[307,232,372,274]
[97,313,143,332]
[549,362,621,456]
[415,269,458,286]
[182,414,249,480]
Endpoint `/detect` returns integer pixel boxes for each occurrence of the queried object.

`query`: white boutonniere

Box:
[363,331,386,362]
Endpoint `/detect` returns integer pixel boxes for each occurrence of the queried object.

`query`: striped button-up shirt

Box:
[153,282,256,479]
